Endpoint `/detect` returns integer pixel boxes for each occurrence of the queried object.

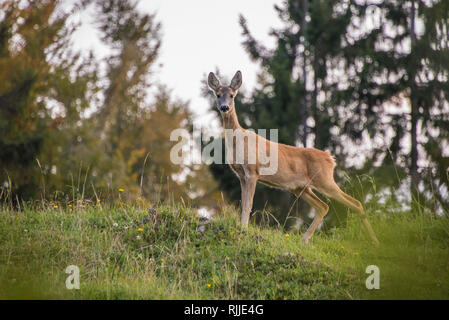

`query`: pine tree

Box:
[92,0,216,205]
[90,0,162,194]
[221,1,353,224]
[329,0,449,212]
[0,0,97,200]
[207,0,449,225]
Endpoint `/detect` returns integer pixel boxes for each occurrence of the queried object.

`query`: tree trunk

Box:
[410,0,420,209]
[299,0,308,148]
[312,53,319,149]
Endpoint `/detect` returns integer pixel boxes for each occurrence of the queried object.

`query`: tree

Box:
[207,0,449,227]
[0,0,97,200]
[88,0,163,196]
[327,0,449,212]
[0,0,216,207]
[217,1,353,225]
[91,0,216,205]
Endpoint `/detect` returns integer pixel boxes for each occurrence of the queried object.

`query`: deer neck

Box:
[221,108,241,130]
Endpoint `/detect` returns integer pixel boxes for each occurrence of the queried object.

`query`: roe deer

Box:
[208,70,379,245]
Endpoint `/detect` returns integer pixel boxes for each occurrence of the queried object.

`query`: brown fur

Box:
[208,71,379,245]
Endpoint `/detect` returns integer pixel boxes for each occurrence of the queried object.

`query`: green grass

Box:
[0,203,448,299]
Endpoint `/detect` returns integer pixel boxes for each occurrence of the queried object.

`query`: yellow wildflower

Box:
[207,283,212,288]
[341,245,345,249]
[118,188,124,192]
[137,227,143,232]
[284,233,289,238]
[54,205,58,209]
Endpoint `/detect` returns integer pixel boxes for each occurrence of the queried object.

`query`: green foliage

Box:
[0,0,94,198]
[206,0,449,225]
[0,201,448,299]
[325,0,449,211]
[0,0,216,206]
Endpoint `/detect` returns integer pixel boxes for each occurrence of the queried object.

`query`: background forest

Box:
[1,0,448,226]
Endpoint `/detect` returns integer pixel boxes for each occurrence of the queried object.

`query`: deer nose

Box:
[220,105,230,112]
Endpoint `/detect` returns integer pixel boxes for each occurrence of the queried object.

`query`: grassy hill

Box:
[0,203,448,299]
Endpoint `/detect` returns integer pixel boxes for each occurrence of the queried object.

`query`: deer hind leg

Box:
[318,183,379,245]
[294,187,329,244]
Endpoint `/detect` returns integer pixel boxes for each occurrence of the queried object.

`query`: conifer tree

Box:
[0,0,97,199]
[207,0,449,224]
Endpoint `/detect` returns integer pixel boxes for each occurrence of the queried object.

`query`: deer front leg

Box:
[240,177,257,228]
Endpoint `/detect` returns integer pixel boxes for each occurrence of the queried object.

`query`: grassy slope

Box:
[0,204,448,299]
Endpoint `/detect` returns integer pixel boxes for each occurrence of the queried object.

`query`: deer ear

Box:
[208,72,221,92]
[230,70,242,91]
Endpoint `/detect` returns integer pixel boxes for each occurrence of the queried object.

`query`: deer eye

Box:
[216,94,221,98]
[230,94,234,98]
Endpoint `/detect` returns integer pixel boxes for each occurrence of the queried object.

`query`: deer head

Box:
[208,71,242,113]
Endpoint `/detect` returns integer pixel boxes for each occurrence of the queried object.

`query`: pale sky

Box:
[70,0,284,125]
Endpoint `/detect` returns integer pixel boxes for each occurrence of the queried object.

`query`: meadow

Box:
[1,199,448,299]
[1,0,449,302]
